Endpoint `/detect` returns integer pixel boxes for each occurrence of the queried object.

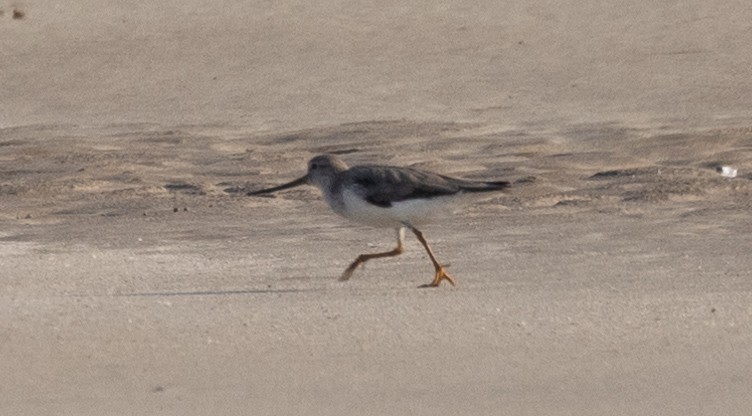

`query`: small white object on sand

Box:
[717,166,737,178]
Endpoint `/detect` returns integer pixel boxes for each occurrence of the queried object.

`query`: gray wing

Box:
[342,165,508,208]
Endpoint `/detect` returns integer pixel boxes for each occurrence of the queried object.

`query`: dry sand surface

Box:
[2,1,752,415]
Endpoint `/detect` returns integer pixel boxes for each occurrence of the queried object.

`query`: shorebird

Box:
[248,154,509,287]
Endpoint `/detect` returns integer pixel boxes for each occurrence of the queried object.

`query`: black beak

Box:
[247,175,309,195]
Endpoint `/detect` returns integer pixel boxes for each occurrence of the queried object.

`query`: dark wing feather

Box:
[344,165,501,208]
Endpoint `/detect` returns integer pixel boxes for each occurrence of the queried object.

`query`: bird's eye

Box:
[311,163,318,170]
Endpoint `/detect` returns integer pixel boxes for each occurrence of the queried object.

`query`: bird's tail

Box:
[459,180,510,193]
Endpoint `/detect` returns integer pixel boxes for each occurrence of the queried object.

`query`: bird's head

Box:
[247,154,349,196]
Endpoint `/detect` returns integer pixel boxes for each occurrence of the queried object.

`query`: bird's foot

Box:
[419,266,456,288]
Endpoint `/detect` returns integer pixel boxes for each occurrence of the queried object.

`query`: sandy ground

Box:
[2,1,752,415]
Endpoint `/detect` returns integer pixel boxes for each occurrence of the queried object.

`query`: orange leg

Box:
[410,227,456,288]
[340,228,405,281]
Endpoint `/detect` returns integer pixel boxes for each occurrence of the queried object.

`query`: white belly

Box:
[334,188,454,228]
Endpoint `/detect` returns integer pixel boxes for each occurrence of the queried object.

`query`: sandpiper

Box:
[249,154,509,287]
